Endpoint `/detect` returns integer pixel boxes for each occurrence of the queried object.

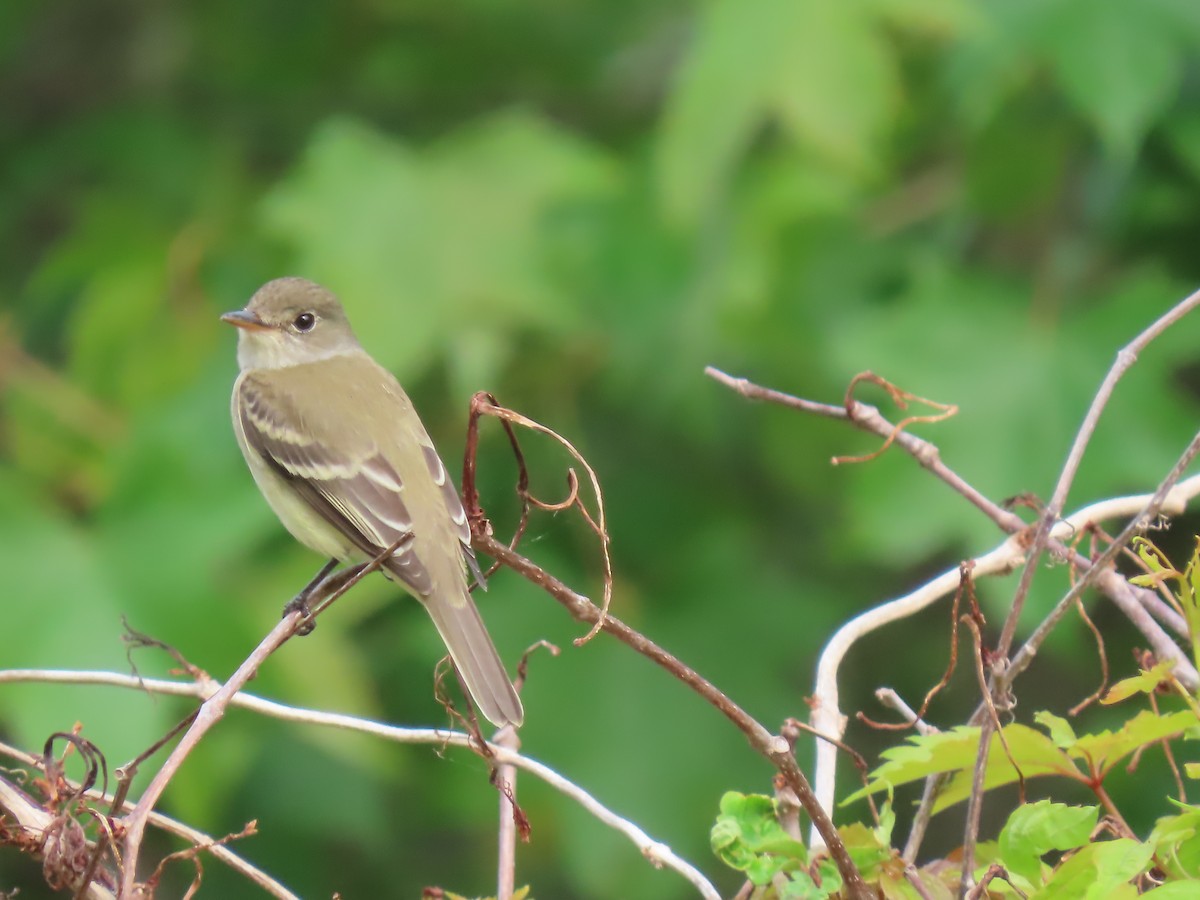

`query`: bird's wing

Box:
[421,440,487,590]
[236,373,435,596]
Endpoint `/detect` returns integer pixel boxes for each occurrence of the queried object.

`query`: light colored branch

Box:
[874,689,937,737]
[472,533,871,899]
[117,539,403,896]
[1000,448,1200,694]
[118,612,304,895]
[0,669,721,900]
[708,364,1200,854]
[0,738,297,899]
[807,479,1200,839]
[955,288,1200,894]
[707,364,1193,643]
[997,285,1200,661]
[496,724,519,900]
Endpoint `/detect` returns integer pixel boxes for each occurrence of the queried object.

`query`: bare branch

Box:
[0,671,719,900]
[465,393,614,646]
[997,285,1200,663]
[705,366,1015,532]
[118,538,404,895]
[873,689,938,737]
[959,616,1021,893]
[708,365,1200,853]
[999,436,1200,696]
[495,724,520,900]
[472,533,872,898]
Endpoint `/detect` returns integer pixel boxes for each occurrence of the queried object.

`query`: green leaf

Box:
[845,723,1078,806]
[1143,885,1200,899]
[655,0,897,225]
[1039,0,1182,158]
[939,710,1197,809]
[1101,661,1176,705]
[1147,802,1200,881]
[778,869,836,900]
[837,821,895,879]
[1035,710,1077,748]
[1072,710,1197,777]
[260,112,617,391]
[1183,541,1200,667]
[874,795,896,847]
[1131,536,1179,579]
[850,709,1195,815]
[711,791,807,884]
[998,801,1098,887]
[772,2,896,173]
[1033,838,1153,899]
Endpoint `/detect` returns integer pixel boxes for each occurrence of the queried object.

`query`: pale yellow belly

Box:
[245,444,360,561]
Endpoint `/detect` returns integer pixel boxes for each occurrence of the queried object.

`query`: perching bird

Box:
[222,277,523,727]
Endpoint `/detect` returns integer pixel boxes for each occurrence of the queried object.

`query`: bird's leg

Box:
[283,535,410,634]
[283,557,340,635]
[305,564,372,633]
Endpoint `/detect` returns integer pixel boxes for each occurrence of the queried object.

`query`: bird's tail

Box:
[424,590,524,728]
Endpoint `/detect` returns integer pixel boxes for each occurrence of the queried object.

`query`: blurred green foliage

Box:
[3,0,1200,896]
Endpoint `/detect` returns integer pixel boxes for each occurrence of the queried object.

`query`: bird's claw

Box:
[283,596,317,636]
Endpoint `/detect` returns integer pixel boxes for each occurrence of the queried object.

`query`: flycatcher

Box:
[222,277,523,728]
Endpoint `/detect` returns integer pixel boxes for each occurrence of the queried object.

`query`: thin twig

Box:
[708,365,1200,852]
[873,689,938,737]
[999,430,1200,696]
[495,724,519,900]
[1066,594,1109,717]
[904,864,937,900]
[705,366,1014,532]
[859,562,977,733]
[968,864,1026,900]
[996,286,1200,664]
[118,539,403,896]
[833,372,958,465]
[466,392,614,646]
[144,820,258,898]
[471,533,871,899]
[0,737,297,899]
[0,673,719,899]
[959,616,1022,895]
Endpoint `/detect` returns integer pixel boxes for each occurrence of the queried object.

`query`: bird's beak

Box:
[221,309,270,331]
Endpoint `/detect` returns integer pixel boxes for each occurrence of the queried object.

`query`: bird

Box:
[221,276,523,728]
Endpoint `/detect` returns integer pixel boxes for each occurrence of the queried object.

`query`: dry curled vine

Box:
[704,285,1200,895]
[462,391,870,897]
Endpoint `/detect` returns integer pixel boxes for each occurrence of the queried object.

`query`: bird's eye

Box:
[292,312,316,332]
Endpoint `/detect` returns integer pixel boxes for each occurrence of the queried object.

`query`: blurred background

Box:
[3,0,1200,896]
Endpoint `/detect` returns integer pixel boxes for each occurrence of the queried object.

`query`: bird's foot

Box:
[283,595,317,635]
[283,558,340,636]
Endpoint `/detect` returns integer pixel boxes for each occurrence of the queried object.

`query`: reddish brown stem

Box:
[473,533,870,898]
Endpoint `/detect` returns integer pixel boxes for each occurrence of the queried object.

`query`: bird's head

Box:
[222,277,361,370]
